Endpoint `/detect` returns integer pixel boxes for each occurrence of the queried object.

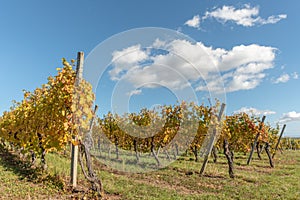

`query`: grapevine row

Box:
[0,59,95,166]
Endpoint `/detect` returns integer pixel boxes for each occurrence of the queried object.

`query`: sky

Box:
[0,0,299,137]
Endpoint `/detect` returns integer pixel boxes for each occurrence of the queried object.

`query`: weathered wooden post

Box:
[200,103,225,175]
[87,105,98,150]
[70,51,84,188]
[272,124,286,159]
[247,115,266,165]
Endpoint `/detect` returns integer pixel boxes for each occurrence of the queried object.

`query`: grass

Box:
[0,147,68,199]
[0,145,299,199]
[96,150,300,200]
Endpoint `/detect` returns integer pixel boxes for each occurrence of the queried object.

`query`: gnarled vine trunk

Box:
[164,149,171,161]
[192,146,199,162]
[256,142,262,160]
[79,142,104,198]
[265,142,274,168]
[37,133,47,170]
[223,139,234,178]
[151,137,161,167]
[133,139,140,163]
[212,146,218,163]
[114,136,119,160]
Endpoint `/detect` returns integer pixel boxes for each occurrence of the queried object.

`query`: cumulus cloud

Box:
[109,44,149,80]
[127,89,142,96]
[292,72,299,79]
[109,39,277,94]
[234,107,276,116]
[258,14,287,25]
[197,44,276,93]
[219,45,276,71]
[279,111,300,123]
[187,4,287,29]
[204,4,259,27]
[152,38,166,48]
[184,15,201,28]
[225,73,266,92]
[273,73,290,84]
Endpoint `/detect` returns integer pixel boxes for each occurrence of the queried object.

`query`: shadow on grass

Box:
[0,146,42,182]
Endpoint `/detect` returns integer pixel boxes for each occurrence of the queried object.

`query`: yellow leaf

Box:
[71,139,80,146]
[63,122,68,130]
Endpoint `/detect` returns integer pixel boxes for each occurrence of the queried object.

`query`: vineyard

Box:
[0,54,300,199]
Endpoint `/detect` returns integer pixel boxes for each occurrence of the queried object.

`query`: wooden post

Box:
[200,103,225,175]
[75,52,84,85]
[90,105,98,130]
[80,104,99,155]
[70,142,78,188]
[247,115,266,165]
[70,52,84,188]
[272,124,286,159]
[88,105,98,150]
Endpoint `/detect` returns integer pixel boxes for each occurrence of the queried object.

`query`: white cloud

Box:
[225,73,266,92]
[109,44,149,80]
[279,111,300,123]
[204,4,259,27]
[234,107,276,116]
[202,4,287,27]
[152,38,166,48]
[109,39,277,93]
[184,15,201,28]
[219,44,276,71]
[197,44,276,93]
[127,89,142,96]
[258,14,287,25]
[273,73,290,84]
[292,72,299,79]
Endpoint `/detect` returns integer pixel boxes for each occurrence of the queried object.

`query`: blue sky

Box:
[0,0,299,137]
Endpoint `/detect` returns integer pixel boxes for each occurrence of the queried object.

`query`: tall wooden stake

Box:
[71,52,84,188]
[200,103,226,175]
[247,115,266,165]
[86,105,99,150]
[272,124,286,159]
